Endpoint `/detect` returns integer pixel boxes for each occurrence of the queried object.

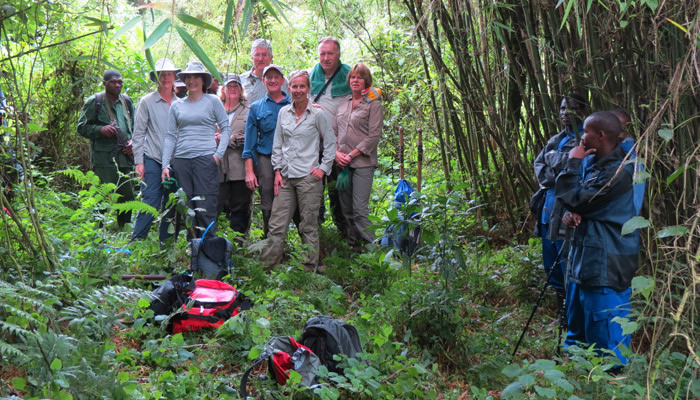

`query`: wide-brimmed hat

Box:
[149,58,181,83]
[174,79,186,88]
[262,64,284,78]
[177,61,213,89]
[223,73,242,86]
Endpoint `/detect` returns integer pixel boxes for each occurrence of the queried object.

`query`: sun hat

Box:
[149,58,181,83]
[223,73,242,86]
[262,64,284,78]
[177,61,213,89]
[174,79,186,88]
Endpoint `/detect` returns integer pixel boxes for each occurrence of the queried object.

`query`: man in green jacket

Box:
[77,69,135,228]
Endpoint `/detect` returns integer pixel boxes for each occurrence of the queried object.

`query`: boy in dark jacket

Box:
[555,111,639,365]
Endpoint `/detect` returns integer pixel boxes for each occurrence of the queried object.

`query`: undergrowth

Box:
[0,169,697,399]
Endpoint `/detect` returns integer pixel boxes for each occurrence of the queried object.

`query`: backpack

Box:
[239,336,321,398]
[191,222,234,280]
[171,279,243,334]
[299,316,364,373]
[147,272,194,317]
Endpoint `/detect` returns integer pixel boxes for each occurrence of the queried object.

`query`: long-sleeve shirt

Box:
[271,102,336,179]
[555,145,638,291]
[242,92,291,165]
[131,90,173,165]
[333,96,383,168]
[161,94,230,170]
[77,92,134,167]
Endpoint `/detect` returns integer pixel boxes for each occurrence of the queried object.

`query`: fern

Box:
[112,200,158,217]
[0,339,29,362]
[58,169,100,186]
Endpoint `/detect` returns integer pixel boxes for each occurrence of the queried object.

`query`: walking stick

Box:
[512,237,570,359]
[399,127,405,181]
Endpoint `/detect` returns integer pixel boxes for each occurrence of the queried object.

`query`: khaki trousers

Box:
[262,174,323,269]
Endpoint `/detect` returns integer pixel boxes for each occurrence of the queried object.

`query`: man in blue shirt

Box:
[242,64,291,237]
[532,93,587,318]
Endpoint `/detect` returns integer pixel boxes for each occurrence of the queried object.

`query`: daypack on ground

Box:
[191,224,233,280]
[300,315,364,373]
[171,279,242,333]
[239,316,365,398]
[147,275,246,333]
[239,336,321,398]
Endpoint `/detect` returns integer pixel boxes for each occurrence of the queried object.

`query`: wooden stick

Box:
[119,274,168,281]
[417,128,423,192]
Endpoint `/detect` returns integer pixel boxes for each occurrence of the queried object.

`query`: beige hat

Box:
[177,61,213,89]
[149,58,181,83]
[262,64,284,78]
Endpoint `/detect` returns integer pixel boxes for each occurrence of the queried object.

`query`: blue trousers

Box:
[565,282,632,365]
[131,156,175,242]
[540,224,565,290]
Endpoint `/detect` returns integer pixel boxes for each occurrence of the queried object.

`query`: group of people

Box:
[533,93,645,366]
[77,37,384,272]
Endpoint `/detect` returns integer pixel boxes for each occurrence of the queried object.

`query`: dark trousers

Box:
[172,155,220,238]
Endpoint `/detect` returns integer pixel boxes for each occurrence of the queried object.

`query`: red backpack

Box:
[171,279,242,333]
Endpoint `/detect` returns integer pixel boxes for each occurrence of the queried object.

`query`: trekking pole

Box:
[512,237,570,359]
[417,128,422,192]
[399,127,405,181]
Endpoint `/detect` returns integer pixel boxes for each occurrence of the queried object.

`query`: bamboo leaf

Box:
[176,13,222,34]
[112,16,141,41]
[621,216,650,236]
[224,0,235,43]
[558,0,575,31]
[142,18,171,51]
[665,18,688,34]
[258,0,280,20]
[175,25,223,83]
[666,166,685,185]
[656,225,688,238]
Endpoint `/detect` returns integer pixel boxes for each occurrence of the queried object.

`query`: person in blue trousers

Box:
[131,59,181,243]
[532,93,587,315]
[556,111,640,366]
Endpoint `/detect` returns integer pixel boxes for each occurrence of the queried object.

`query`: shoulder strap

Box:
[313,66,342,103]
[95,92,104,115]
[118,95,132,132]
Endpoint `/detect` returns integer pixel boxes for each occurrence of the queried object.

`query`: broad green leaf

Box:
[666,167,685,185]
[634,170,650,184]
[112,16,141,40]
[621,216,650,236]
[530,359,556,371]
[502,364,521,378]
[535,385,557,399]
[11,377,26,390]
[501,381,524,399]
[258,0,279,20]
[658,128,673,142]
[612,316,639,335]
[248,345,263,360]
[175,25,223,83]
[176,13,222,34]
[28,122,46,132]
[50,358,62,371]
[224,0,235,42]
[158,370,176,382]
[657,225,688,238]
[142,18,171,50]
[631,276,655,300]
[256,317,270,328]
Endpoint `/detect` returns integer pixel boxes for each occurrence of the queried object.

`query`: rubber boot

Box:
[262,209,272,239]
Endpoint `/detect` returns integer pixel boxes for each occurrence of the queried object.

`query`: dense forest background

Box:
[0,0,697,399]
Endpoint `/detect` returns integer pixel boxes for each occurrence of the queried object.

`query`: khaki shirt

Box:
[219,103,249,182]
[333,96,383,168]
[272,102,336,179]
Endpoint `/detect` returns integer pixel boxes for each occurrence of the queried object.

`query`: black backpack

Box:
[190,224,233,280]
[299,316,364,373]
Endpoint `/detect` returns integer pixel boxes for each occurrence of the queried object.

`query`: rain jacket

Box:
[555,145,639,292]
